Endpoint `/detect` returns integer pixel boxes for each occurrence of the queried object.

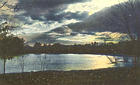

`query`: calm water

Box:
[0,54,138,74]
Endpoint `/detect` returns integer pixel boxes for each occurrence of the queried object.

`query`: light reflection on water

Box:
[0,54,136,74]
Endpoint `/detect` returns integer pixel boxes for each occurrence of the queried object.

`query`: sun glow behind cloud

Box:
[0,0,130,44]
[64,0,128,15]
[12,0,128,35]
[57,32,129,44]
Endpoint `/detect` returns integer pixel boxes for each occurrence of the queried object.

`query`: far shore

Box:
[1,40,140,58]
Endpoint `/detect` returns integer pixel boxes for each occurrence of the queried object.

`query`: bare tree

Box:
[109,0,140,40]
[108,0,140,65]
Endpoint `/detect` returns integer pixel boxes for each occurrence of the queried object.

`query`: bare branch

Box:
[0,2,7,8]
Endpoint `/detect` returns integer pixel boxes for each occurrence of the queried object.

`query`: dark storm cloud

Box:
[27,11,88,22]
[17,0,88,9]
[40,12,88,21]
[14,0,90,29]
[15,0,90,22]
[16,0,89,14]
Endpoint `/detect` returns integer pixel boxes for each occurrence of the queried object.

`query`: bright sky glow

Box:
[5,0,128,35]
[0,0,18,15]
[57,32,129,44]
[0,0,130,44]
[64,0,128,15]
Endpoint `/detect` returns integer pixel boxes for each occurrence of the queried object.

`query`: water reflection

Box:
[0,54,137,74]
[0,56,17,74]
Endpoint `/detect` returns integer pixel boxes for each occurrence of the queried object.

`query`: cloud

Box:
[67,0,140,38]
[12,0,128,35]
[22,31,129,45]
[10,0,90,35]
[56,32,129,44]
[63,0,128,15]
[45,12,88,21]
[0,0,131,44]
[0,0,19,15]
[50,26,73,36]
[12,16,80,34]
[17,0,87,9]
[15,0,88,16]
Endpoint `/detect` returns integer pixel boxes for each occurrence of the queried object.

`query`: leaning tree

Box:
[0,1,25,74]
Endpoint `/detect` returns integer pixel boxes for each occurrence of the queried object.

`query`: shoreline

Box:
[0,67,140,85]
[20,53,134,57]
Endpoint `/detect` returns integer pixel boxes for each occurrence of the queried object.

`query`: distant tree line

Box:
[24,40,140,56]
[0,22,140,57]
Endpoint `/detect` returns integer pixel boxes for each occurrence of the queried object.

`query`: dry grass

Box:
[0,67,140,85]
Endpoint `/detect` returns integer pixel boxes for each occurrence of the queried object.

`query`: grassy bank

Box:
[0,67,140,85]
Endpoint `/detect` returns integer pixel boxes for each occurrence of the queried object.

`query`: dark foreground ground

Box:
[0,67,140,85]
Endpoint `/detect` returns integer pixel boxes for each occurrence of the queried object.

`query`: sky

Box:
[0,0,129,44]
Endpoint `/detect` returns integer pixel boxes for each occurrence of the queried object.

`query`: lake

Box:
[0,54,137,74]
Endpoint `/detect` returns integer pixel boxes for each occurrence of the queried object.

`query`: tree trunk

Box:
[134,56,137,68]
[3,58,6,74]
